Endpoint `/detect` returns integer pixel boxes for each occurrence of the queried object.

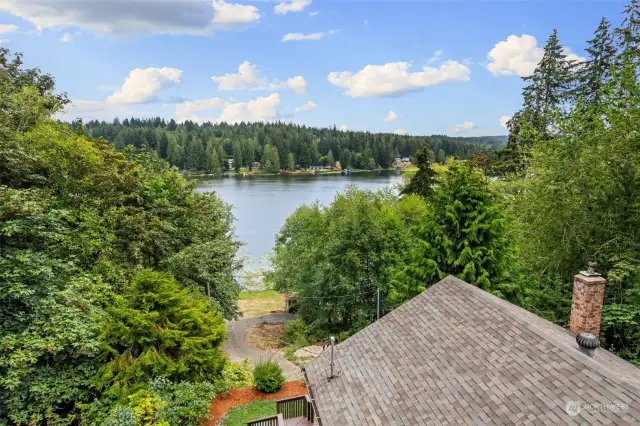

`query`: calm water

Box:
[195,171,404,272]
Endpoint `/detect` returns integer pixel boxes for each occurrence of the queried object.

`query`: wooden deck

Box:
[247,395,316,426]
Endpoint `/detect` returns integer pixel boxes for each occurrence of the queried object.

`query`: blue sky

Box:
[0,0,627,136]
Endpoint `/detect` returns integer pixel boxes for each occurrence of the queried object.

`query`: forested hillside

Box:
[83,118,505,173]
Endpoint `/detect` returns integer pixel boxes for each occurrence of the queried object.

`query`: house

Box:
[299,273,640,425]
[227,158,234,168]
[310,165,324,171]
[394,157,402,164]
[401,156,410,162]
[252,161,261,170]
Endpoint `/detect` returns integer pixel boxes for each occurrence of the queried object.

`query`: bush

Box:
[283,319,309,347]
[252,359,285,393]
[148,378,217,426]
[220,359,253,391]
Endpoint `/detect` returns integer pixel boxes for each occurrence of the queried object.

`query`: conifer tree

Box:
[574,17,617,111]
[232,141,243,172]
[287,152,296,171]
[401,147,437,199]
[327,150,335,167]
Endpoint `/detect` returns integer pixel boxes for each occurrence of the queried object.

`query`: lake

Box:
[195,170,405,273]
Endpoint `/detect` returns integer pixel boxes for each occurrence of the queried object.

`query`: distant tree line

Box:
[82,118,505,173]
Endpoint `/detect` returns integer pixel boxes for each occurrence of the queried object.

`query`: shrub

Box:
[103,406,137,426]
[283,319,309,347]
[252,359,285,393]
[96,270,227,398]
[220,359,253,391]
[149,377,217,426]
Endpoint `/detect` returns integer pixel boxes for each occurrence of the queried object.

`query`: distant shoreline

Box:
[182,166,417,179]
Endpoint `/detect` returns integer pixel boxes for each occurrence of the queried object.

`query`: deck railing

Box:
[276,395,315,422]
[246,413,284,426]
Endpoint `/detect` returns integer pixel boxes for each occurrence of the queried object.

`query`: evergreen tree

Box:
[97,271,227,397]
[261,144,281,174]
[287,152,296,171]
[159,132,169,158]
[167,118,178,131]
[437,149,446,163]
[327,150,335,168]
[167,138,182,168]
[401,148,437,199]
[574,17,617,111]
[615,0,640,62]
[210,149,222,175]
[342,149,352,169]
[400,162,515,298]
[232,140,243,172]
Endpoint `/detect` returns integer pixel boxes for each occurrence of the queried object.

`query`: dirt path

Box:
[205,381,308,426]
[223,313,300,379]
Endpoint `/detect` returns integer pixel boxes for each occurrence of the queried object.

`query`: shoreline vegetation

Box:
[182,164,419,179]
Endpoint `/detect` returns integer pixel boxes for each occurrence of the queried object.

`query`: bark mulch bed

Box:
[205,381,308,426]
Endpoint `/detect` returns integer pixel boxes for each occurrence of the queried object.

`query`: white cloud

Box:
[487,34,585,77]
[217,93,280,124]
[0,0,258,37]
[427,49,443,64]
[0,24,18,33]
[328,60,471,98]
[274,0,312,15]
[393,128,406,135]
[339,124,348,131]
[177,94,281,124]
[60,32,72,42]
[269,76,307,94]
[282,32,324,41]
[212,61,266,91]
[308,11,319,17]
[364,20,369,26]
[211,0,260,30]
[107,67,182,105]
[487,34,542,77]
[563,47,586,63]
[500,115,512,129]
[452,121,476,133]
[211,61,307,94]
[293,101,316,113]
[0,39,7,44]
[384,111,398,122]
[54,99,149,120]
[328,29,339,35]
[176,97,227,119]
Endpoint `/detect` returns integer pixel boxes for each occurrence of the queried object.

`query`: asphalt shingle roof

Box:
[303,276,640,425]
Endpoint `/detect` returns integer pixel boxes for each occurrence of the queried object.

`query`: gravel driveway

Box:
[223,312,301,379]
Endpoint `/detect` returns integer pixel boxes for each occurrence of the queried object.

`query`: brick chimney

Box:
[570,262,606,337]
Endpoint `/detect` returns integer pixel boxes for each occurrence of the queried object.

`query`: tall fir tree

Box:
[401,148,438,199]
[232,140,243,172]
[574,17,617,111]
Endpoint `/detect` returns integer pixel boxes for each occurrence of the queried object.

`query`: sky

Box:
[0,0,628,136]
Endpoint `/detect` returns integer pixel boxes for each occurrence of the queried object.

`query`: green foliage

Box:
[400,147,438,199]
[220,400,276,426]
[96,270,227,398]
[283,319,310,347]
[269,187,426,334]
[394,162,518,303]
[261,144,281,174]
[0,48,240,423]
[508,53,640,363]
[252,359,285,393]
[148,377,217,426]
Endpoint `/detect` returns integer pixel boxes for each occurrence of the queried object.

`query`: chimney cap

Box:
[580,261,601,277]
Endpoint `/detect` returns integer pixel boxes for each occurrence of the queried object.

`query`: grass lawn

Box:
[220,400,276,426]
[238,290,285,318]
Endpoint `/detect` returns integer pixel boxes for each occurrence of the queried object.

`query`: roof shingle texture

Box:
[304,276,640,425]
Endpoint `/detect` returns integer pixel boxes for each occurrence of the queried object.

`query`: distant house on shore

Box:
[310,165,324,171]
[227,158,234,169]
[401,156,410,162]
[394,157,401,163]
[252,161,260,169]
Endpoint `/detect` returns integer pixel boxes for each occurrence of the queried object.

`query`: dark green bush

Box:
[252,359,285,393]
